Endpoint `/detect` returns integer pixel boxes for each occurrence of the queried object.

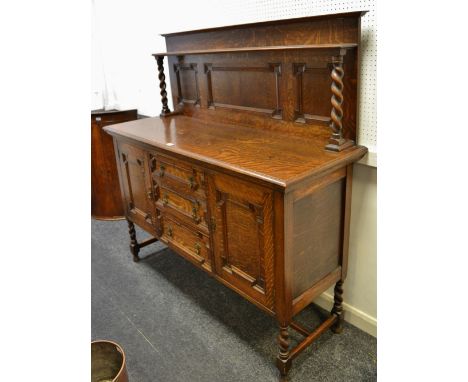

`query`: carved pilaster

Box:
[173,63,183,105]
[276,324,292,376]
[331,280,344,333]
[293,63,307,123]
[155,55,171,116]
[204,64,215,109]
[269,63,283,119]
[325,49,354,152]
[127,218,140,262]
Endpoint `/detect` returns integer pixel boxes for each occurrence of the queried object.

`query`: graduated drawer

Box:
[151,153,206,200]
[160,212,212,271]
[156,186,208,232]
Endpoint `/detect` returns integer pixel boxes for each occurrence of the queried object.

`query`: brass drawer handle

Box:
[188,175,198,190]
[146,189,153,200]
[191,202,201,223]
[210,217,216,232]
[167,226,173,238]
[194,242,201,256]
[159,164,165,177]
[162,193,169,206]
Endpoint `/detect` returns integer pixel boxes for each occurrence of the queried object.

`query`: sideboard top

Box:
[162,11,366,53]
[105,116,366,188]
[160,11,367,37]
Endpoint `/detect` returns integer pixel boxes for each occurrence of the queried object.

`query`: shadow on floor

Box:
[92,219,377,382]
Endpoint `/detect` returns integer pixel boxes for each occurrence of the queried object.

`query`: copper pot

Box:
[91,340,128,382]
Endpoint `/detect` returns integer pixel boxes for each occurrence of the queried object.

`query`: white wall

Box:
[348,165,377,319]
[91,0,168,113]
[92,0,377,336]
[315,164,377,336]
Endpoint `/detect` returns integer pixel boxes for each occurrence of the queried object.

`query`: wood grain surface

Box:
[105,115,367,188]
[91,109,137,219]
[107,11,369,378]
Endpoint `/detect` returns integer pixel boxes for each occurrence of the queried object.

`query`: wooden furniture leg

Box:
[277,280,345,377]
[127,219,140,262]
[276,324,292,376]
[126,218,159,262]
[331,280,344,333]
[277,313,339,377]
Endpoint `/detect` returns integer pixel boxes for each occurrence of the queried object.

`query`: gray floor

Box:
[92,219,376,382]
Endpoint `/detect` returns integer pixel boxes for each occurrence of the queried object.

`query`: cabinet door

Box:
[208,173,275,309]
[116,142,155,234]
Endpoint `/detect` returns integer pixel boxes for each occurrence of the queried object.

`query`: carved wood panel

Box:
[293,62,332,125]
[207,172,275,309]
[165,48,357,142]
[174,62,200,106]
[204,63,282,119]
[117,143,155,233]
[291,178,345,298]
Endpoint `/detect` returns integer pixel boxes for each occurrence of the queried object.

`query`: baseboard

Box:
[314,293,377,337]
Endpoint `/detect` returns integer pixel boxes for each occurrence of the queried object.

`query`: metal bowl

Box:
[91,340,128,382]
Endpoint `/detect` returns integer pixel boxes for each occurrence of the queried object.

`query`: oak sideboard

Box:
[104,11,368,377]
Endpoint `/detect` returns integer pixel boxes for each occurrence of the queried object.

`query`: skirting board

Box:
[314,292,377,337]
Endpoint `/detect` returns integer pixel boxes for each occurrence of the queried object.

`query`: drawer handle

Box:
[194,242,201,256]
[159,164,165,177]
[167,226,173,238]
[210,217,216,232]
[146,189,153,200]
[188,176,198,190]
[162,193,169,206]
[191,203,201,223]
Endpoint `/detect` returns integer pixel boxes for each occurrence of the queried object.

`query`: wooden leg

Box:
[280,281,343,374]
[127,219,140,262]
[126,219,159,262]
[331,280,344,334]
[276,324,292,376]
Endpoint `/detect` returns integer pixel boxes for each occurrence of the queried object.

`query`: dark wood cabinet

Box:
[91,109,137,219]
[105,11,368,377]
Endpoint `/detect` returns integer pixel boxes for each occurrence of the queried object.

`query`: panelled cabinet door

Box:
[117,142,156,234]
[207,173,275,309]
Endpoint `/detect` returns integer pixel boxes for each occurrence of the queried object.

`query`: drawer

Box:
[160,213,212,271]
[150,153,206,199]
[156,186,208,232]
